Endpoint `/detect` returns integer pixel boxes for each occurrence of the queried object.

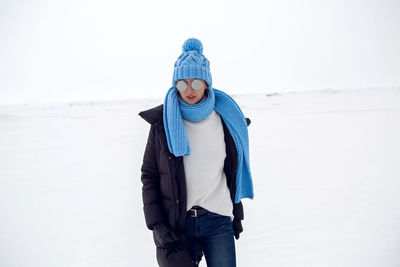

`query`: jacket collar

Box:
[138,104,163,125]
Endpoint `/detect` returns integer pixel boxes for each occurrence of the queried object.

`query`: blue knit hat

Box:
[172,38,212,88]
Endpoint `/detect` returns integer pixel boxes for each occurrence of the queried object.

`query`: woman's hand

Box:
[232,220,243,240]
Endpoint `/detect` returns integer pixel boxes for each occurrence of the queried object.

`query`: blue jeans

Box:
[186,210,236,267]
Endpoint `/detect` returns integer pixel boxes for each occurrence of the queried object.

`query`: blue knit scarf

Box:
[163,86,254,203]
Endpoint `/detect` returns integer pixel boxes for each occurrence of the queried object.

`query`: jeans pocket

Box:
[205,213,234,235]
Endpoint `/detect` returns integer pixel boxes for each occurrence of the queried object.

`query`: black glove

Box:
[232,220,243,240]
[152,223,180,248]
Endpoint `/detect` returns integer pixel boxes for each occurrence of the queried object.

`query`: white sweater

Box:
[182,110,233,219]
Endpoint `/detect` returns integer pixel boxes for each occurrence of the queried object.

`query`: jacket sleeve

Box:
[235,117,251,220]
[232,117,251,221]
[233,201,244,221]
[141,125,166,230]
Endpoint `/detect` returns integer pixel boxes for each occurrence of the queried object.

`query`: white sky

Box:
[0,0,399,105]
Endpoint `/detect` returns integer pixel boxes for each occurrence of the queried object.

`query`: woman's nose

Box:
[186,85,194,92]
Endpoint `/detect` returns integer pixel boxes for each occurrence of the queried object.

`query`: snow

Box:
[1,87,399,267]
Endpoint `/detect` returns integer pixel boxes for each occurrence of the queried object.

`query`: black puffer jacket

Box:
[139,104,250,267]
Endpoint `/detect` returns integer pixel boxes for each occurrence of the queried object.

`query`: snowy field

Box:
[1,87,400,267]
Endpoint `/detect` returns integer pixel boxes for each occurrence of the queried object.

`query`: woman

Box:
[139,38,254,267]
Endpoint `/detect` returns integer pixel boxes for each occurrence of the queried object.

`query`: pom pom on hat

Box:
[182,38,203,53]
